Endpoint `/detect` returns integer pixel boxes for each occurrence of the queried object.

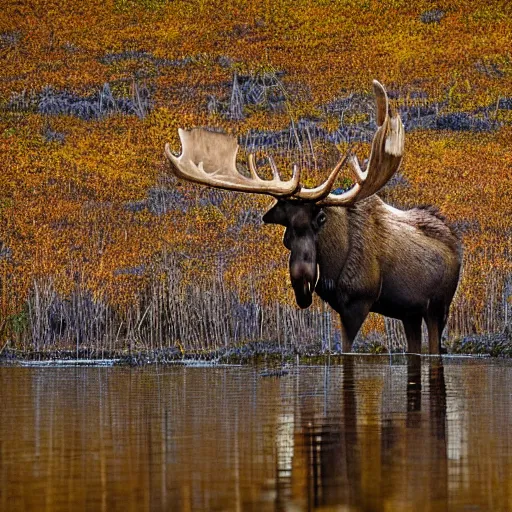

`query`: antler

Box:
[317,80,404,205]
[164,80,403,205]
[164,128,301,197]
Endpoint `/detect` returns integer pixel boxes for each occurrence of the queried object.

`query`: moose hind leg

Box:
[403,314,423,354]
[425,302,446,355]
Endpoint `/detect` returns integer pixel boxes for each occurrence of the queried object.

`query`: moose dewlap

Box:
[165,80,462,354]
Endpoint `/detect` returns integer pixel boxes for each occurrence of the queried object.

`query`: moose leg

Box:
[425,317,441,354]
[425,302,446,355]
[339,300,372,352]
[403,314,423,354]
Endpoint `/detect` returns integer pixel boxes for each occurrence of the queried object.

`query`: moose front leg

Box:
[339,300,372,352]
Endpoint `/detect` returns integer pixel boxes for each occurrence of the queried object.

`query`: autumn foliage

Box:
[0,0,511,354]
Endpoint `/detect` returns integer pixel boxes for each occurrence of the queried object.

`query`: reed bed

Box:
[6,254,339,357]
[3,250,510,358]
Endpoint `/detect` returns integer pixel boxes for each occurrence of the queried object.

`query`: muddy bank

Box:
[1,330,510,366]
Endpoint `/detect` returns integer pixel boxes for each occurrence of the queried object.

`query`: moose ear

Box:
[262,200,288,226]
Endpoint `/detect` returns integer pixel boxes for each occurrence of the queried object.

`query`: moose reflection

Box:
[289,357,449,510]
[166,81,462,353]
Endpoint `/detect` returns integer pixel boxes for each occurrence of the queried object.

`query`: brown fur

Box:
[402,205,461,257]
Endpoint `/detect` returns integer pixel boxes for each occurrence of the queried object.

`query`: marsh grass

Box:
[4,253,343,358]
[3,251,510,359]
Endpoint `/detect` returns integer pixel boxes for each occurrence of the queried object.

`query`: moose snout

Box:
[289,257,318,309]
[290,260,316,284]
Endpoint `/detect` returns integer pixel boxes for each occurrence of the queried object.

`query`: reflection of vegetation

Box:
[0,0,511,356]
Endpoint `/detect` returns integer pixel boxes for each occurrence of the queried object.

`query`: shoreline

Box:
[1,332,511,366]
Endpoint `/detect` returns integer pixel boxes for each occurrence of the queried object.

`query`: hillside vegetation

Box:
[0,0,511,356]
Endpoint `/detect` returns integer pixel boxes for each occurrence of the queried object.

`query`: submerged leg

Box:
[403,314,423,354]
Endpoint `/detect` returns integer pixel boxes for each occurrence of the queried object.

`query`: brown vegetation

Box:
[0,0,511,355]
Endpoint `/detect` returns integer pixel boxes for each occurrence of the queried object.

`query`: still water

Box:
[1,356,511,511]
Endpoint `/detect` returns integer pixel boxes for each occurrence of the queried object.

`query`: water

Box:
[1,356,511,511]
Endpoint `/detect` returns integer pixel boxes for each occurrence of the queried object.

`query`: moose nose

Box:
[290,261,315,283]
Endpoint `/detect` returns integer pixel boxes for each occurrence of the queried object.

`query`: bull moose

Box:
[164,80,462,354]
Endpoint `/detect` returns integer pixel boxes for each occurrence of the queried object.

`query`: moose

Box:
[165,80,462,354]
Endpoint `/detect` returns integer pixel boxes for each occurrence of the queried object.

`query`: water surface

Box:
[1,356,511,511]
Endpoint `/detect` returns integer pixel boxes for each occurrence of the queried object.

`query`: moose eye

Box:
[315,211,327,228]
